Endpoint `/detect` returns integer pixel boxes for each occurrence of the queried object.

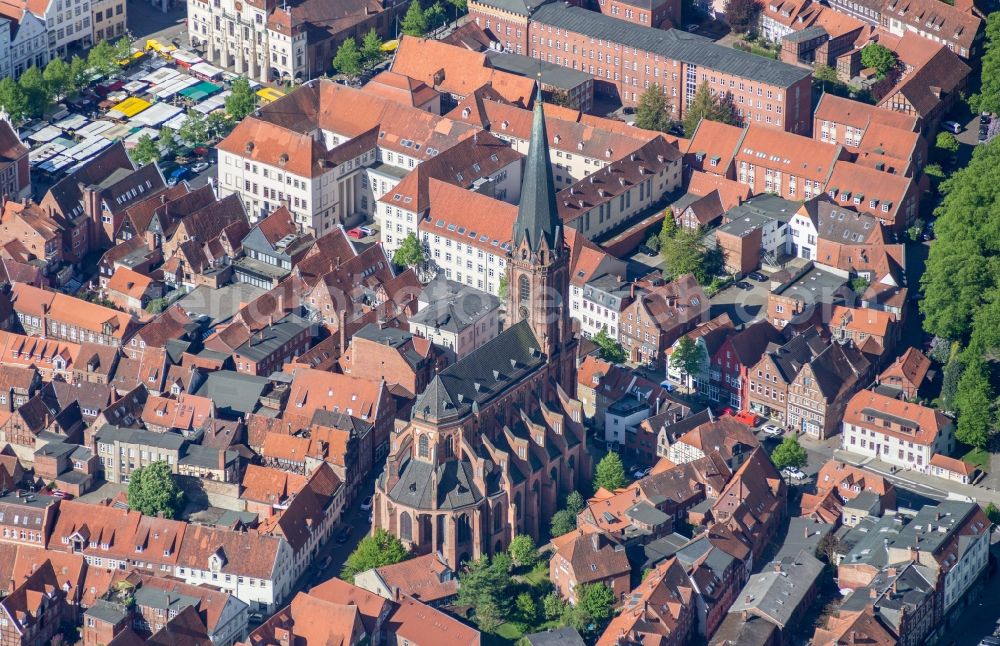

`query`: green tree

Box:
[977,13,1000,115]
[158,126,177,157]
[849,276,870,294]
[498,274,508,300]
[131,134,161,166]
[178,110,209,147]
[205,111,234,140]
[88,40,119,76]
[565,490,585,515]
[0,78,27,122]
[225,78,257,120]
[18,66,50,118]
[127,461,184,518]
[549,509,576,537]
[392,232,425,267]
[724,0,762,34]
[575,582,615,626]
[986,502,1000,524]
[333,37,363,78]
[645,233,661,252]
[918,139,1000,342]
[458,554,515,628]
[936,131,960,155]
[940,347,964,411]
[816,532,843,564]
[670,335,704,383]
[683,81,738,134]
[401,0,429,36]
[515,592,538,627]
[425,1,447,30]
[953,355,994,450]
[508,534,538,568]
[145,297,169,314]
[594,452,627,493]
[659,211,679,249]
[446,0,467,17]
[112,36,133,63]
[813,64,839,86]
[771,436,808,469]
[635,83,673,132]
[593,327,626,364]
[43,58,72,100]
[69,55,90,92]
[361,28,386,68]
[662,229,710,283]
[542,592,565,620]
[341,528,410,581]
[860,43,897,79]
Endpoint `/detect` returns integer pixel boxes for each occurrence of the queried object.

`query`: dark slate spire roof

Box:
[513,88,562,254]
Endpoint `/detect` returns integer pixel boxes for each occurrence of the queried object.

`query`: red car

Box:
[50,490,72,500]
[193,147,209,156]
[347,227,364,239]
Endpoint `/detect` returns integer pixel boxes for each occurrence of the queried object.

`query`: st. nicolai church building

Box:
[373,92,592,568]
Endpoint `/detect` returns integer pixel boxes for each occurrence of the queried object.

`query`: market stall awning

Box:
[256,88,285,104]
[106,97,152,120]
[179,81,222,102]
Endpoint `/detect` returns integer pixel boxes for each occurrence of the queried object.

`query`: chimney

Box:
[869,587,878,599]
[591,533,600,551]
[218,449,226,471]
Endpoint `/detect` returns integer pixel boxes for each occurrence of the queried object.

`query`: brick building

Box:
[469,0,813,130]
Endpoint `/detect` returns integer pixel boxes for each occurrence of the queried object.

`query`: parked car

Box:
[359,225,376,237]
[50,489,72,499]
[781,467,806,480]
[334,528,351,544]
[360,496,373,511]
[166,167,188,186]
[638,244,658,257]
[748,271,767,282]
[347,227,364,239]
[981,112,992,125]
[735,280,752,290]
[762,424,783,436]
[193,146,209,156]
[632,467,651,479]
[190,161,209,173]
[943,120,962,134]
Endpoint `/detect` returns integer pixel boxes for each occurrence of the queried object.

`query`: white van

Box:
[943,120,962,134]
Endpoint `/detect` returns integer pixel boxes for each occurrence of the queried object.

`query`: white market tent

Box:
[153,76,198,100]
[100,123,135,141]
[29,141,66,165]
[172,49,203,66]
[28,125,63,143]
[54,114,89,132]
[193,90,230,115]
[125,127,160,146]
[62,135,113,161]
[190,61,224,80]
[75,120,116,138]
[142,67,181,86]
[163,112,188,130]
[131,102,183,127]
[123,80,149,94]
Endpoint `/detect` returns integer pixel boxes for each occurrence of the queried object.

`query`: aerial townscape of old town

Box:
[0,0,998,641]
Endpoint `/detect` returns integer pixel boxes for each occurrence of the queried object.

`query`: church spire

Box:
[513,87,562,255]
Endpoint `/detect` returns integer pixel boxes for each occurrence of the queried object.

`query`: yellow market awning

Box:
[380,39,398,52]
[109,97,152,119]
[145,39,176,54]
[255,88,285,104]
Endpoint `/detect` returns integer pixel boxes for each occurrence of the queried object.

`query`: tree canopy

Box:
[43,58,72,101]
[771,436,808,469]
[127,461,184,518]
[341,528,410,581]
[0,78,27,122]
[670,335,704,382]
[594,452,627,493]
[593,327,626,364]
[683,81,739,135]
[508,534,538,568]
[401,0,429,36]
[361,28,386,68]
[635,84,673,133]
[860,43,897,79]
[131,134,161,166]
[18,67,50,119]
[976,13,1000,115]
[392,232,425,267]
[333,37,363,77]
[936,131,960,155]
[457,554,515,631]
[225,78,257,120]
[724,0,762,34]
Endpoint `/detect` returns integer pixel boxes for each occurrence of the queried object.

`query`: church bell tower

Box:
[506,89,570,361]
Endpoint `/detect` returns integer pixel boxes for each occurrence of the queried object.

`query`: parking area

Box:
[707,271,772,326]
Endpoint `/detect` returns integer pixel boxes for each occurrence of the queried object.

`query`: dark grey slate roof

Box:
[95,425,187,451]
[193,371,268,417]
[514,88,563,254]
[485,50,592,90]
[525,627,587,646]
[85,600,129,625]
[775,517,834,560]
[235,313,310,362]
[531,3,812,88]
[728,549,824,628]
[386,457,484,510]
[412,320,545,423]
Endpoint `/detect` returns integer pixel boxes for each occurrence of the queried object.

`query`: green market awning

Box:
[179,81,222,102]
